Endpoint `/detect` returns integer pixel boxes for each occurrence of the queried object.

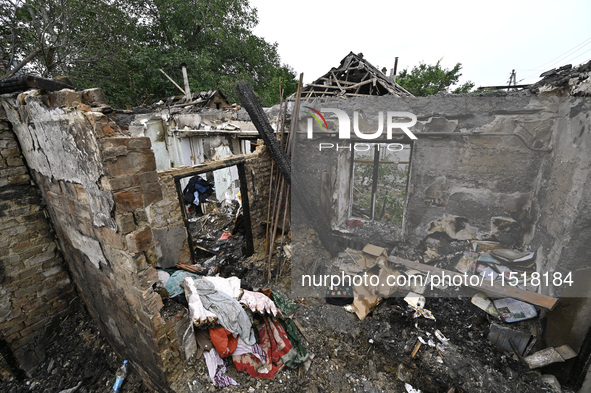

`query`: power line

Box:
[520,36,591,73]
[562,47,591,66]
[491,36,591,86]
[519,45,591,83]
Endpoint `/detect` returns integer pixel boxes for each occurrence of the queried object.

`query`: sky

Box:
[249,0,591,89]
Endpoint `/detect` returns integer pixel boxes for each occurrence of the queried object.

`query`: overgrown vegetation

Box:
[397,59,474,96]
[0,0,298,107]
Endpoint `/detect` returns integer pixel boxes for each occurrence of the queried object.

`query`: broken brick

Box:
[125,226,153,254]
[114,188,144,212]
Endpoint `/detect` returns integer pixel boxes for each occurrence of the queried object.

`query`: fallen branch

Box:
[1,48,41,80]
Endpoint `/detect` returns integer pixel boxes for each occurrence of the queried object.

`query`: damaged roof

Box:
[152,89,231,111]
[299,51,414,99]
[529,60,591,97]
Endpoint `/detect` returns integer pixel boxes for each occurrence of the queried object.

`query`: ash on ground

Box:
[0,304,148,393]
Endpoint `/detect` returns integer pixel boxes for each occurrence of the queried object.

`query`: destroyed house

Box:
[298,51,413,98]
[0,60,591,392]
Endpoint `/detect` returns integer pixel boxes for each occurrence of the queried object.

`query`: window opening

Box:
[351,142,411,227]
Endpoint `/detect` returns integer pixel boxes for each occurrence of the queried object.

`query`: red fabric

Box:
[233,317,293,379]
[209,327,238,358]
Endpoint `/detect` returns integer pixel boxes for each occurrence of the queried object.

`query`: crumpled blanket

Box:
[271,290,309,368]
[191,278,255,345]
[240,290,279,316]
[166,270,201,298]
[233,317,292,379]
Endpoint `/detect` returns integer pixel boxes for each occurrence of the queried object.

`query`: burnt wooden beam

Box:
[169,155,248,180]
[0,75,74,94]
[236,81,340,256]
[236,81,291,184]
[477,84,531,90]
[237,163,254,256]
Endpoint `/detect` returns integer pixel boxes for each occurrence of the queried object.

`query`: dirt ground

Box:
[0,234,576,393]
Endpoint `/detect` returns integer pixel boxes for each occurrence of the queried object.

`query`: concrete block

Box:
[152,225,187,268]
[108,175,137,191]
[137,171,159,184]
[49,89,82,108]
[104,150,156,177]
[99,227,125,250]
[141,182,163,206]
[81,88,108,106]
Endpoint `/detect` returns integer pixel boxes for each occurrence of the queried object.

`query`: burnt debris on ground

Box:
[0,305,149,393]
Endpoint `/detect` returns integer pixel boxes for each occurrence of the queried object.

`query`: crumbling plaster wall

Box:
[1,89,192,391]
[296,94,554,246]
[295,93,590,282]
[404,94,555,247]
[526,96,591,353]
[0,104,76,376]
[295,91,591,352]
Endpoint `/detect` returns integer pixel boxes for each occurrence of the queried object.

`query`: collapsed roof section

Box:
[152,90,231,111]
[299,51,414,99]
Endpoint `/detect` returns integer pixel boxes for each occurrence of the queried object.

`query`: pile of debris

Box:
[529,60,591,97]
[314,237,576,392]
[157,272,309,389]
[182,174,247,275]
[0,305,148,393]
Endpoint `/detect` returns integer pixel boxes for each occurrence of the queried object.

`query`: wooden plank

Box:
[388,256,559,310]
[305,83,342,90]
[330,71,345,92]
[166,154,248,179]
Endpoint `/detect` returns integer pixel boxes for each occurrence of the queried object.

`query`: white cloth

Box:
[203,276,241,299]
[192,278,255,345]
[184,277,217,326]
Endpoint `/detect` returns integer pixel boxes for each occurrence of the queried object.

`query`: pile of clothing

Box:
[182,175,214,215]
[161,271,308,387]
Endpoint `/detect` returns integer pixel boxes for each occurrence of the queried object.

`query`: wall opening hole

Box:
[175,162,254,274]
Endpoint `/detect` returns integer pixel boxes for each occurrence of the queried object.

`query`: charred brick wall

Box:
[153,144,274,263]
[244,144,274,239]
[147,170,192,269]
[0,106,76,376]
[1,89,191,391]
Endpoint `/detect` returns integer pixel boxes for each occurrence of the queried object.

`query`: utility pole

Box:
[507,69,517,91]
[392,57,399,82]
[181,63,192,101]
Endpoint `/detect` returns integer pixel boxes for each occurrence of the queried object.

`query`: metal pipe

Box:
[416,132,552,152]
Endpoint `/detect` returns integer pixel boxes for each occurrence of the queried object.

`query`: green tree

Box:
[397,59,474,96]
[0,0,297,107]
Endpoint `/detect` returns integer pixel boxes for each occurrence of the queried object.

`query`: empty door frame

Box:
[172,155,254,264]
